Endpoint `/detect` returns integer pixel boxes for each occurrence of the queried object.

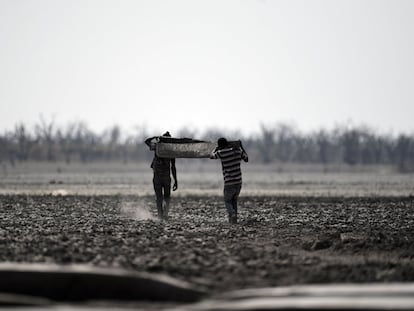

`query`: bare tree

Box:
[274,123,297,162]
[131,125,151,162]
[257,124,276,163]
[0,120,413,168]
[395,135,414,173]
[35,117,57,161]
[13,123,32,161]
[102,125,121,160]
[341,128,361,165]
[0,132,12,166]
[57,122,78,164]
[316,129,332,165]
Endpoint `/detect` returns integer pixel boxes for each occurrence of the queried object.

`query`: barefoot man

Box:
[145,131,178,220]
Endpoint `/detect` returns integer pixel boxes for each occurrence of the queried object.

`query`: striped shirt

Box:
[211,147,248,186]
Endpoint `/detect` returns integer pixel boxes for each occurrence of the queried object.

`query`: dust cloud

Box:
[120,201,156,221]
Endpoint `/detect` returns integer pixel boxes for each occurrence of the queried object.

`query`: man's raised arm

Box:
[240,142,249,162]
[144,136,159,150]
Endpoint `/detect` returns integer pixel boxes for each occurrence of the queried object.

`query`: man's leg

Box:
[223,186,233,222]
[224,184,241,223]
[162,177,171,220]
[153,177,164,219]
[231,184,241,223]
[232,184,241,223]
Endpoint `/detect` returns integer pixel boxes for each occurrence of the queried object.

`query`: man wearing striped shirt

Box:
[210,137,249,224]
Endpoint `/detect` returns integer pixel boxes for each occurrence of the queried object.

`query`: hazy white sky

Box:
[1,0,413,136]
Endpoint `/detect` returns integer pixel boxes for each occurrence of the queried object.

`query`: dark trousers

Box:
[153,175,171,219]
[223,183,242,223]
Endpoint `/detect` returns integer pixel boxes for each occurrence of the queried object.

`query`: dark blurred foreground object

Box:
[154,137,241,158]
[1,263,414,310]
[181,283,414,310]
[0,263,205,306]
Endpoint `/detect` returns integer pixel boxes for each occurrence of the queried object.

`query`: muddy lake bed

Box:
[0,162,414,309]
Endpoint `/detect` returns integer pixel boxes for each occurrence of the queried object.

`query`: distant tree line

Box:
[1,120,414,172]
